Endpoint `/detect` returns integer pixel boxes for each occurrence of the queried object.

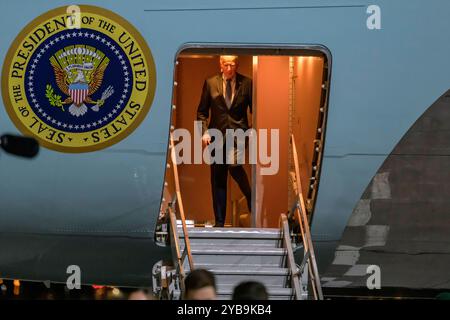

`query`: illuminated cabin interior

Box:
[164,47,330,229]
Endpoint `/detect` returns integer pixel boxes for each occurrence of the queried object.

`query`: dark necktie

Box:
[225,79,232,108]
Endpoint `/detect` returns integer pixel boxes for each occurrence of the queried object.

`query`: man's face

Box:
[220,56,238,79]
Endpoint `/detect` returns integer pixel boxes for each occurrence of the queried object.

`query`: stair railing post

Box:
[280,213,302,300]
[168,205,185,293]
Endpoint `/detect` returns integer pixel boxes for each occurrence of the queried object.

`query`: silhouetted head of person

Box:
[128,289,155,300]
[184,269,217,300]
[232,281,268,300]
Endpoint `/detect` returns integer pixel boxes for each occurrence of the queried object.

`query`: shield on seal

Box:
[68,83,89,106]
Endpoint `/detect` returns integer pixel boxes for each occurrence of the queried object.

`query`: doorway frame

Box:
[170,43,333,227]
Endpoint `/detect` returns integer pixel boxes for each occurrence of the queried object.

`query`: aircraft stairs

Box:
[175,223,308,300]
[155,133,323,300]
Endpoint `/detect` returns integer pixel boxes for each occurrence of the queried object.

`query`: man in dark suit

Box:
[197,55,252,227]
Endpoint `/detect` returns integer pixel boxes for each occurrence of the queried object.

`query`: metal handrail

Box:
[168,132,195,271]
[290,134,324,300]
[280,213,302,300]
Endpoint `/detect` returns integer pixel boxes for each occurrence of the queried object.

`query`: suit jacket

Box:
[197,73,252,135]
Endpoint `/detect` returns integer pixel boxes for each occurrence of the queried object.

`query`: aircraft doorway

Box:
[166,46,330,229]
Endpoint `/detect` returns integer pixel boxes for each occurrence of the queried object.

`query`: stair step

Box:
[186,264,308,284]
[180,238,281,247]
[206,266,290,275]
[186,263,286,270]
[206,266,291,287]
[184,246,286,267]
[191,246,286,255]
[176,226,285,246]
[177,226,281,239]
[216,285,294,300]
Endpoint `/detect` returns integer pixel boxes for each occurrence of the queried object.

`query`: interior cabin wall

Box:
[254,56,290,228]
[253,55,324,228]
[292,56,325,206]
[175,56,252,225]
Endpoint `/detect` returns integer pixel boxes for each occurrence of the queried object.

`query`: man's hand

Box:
[202,133,211,147]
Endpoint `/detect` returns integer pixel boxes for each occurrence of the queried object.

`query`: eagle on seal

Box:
[49,47,110,117]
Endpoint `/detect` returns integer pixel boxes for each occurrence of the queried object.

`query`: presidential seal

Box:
[1,5,156,152]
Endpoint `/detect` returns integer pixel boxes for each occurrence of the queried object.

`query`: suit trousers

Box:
[210,141,252,226]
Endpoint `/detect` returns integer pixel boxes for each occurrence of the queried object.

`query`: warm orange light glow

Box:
[13,280,20,287]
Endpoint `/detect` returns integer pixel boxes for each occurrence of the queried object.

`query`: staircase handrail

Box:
[169,132,195,272]
[290,134,324,300]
